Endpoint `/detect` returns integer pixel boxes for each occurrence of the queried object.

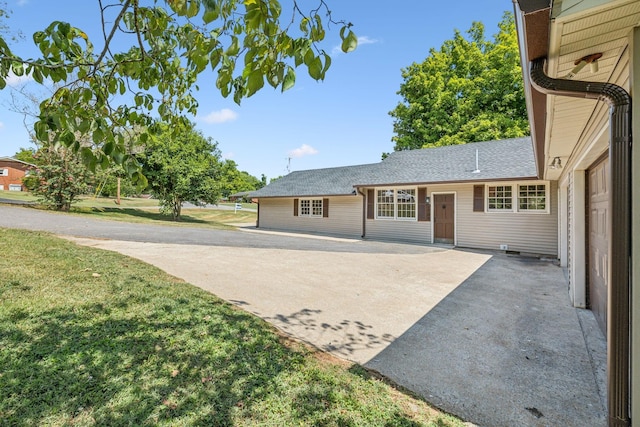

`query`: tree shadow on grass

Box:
[0,293,298,426]
[0,295,425,426]
[74,207,212,225]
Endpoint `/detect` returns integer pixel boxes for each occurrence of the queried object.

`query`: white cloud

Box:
[6,70,33,87]
[357,36,378,46]
[332,35,379,55]
[0,122,4,129]
[288,144,318,158]
[199,108,238,124]
[17,0,29,6]
[222,152,234,160]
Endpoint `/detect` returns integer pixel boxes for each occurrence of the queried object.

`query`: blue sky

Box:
[0,0,512,180]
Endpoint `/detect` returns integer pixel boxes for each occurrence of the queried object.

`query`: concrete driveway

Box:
[0,205,607,426]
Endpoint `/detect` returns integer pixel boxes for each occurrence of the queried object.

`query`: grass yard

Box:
[0,191,257,228]
[0,228,464,426]
[70,206,256,229]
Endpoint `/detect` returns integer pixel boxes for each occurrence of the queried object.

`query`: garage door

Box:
[587,156,609,337]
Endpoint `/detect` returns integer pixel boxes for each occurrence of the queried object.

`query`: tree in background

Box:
[12,147,39,191]
[0,1,357,179]
[31,145,91,211]
[140,122,221,220]
[12,147,37,164]
[389,12,528,151]
[93,165,138,199]
[219,159,262,199]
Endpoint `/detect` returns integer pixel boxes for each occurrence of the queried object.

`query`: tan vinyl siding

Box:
[454,181,558,255]
[366,219,430,244]
[365,182,558,255]
[258,196,362,238]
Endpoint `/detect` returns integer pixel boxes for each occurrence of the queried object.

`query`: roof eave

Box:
[514,0,551,178]
[252,192,358,199]
[353,176,541,189]
[0,157,37,167]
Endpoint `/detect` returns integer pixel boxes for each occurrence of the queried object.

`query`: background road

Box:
[0,205,439,254]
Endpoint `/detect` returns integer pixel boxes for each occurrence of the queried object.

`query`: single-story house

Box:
[513,0,638,424]
[229,191,255,203]
[251,137,558,256]
[0,157,35,192]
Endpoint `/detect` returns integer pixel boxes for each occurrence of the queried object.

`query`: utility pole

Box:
[116,177,121,205]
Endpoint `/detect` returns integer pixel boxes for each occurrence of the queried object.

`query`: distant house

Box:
[251,137,558,256]
[0,157,35,192]
[229,191,255,203]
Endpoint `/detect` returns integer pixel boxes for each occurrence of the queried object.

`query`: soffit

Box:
[543,0,639,178]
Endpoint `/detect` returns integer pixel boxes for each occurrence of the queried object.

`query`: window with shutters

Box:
[376,189,395,218]
[299,199,323,217]
[375,188,416,220]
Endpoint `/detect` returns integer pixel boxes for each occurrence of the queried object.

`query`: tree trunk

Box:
[115,177,121,205]
[172,196,182,221]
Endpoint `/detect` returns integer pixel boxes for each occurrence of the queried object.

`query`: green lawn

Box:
[0,191,257,228]
[0,228,464,426]
[69,206,257,229]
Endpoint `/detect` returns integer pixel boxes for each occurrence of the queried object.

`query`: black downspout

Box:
[357,188,366,238]
[530,58,632,427]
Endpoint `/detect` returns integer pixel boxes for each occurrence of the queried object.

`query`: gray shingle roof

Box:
[360,137,536,186]
[251,163,379,197]
[251,137,536,198]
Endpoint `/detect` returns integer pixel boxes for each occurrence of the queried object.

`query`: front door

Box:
[434,194,455,244]
[587,156,609,337]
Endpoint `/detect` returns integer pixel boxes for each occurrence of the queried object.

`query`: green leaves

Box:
[282,66,295,92]
[390,12,527,151]
[340,27,358,53]
[139,121,223,220]
[0,1,357,177]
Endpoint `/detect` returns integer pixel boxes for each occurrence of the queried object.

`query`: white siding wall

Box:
[366,219,430,244]
[258,182,559,256]
[258,196,363,238]
[454,182,558,255]
[365,182,558,255]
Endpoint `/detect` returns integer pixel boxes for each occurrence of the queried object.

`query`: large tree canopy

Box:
[0,1,357,183]
[389,12,528,151]
[140,121,222,220]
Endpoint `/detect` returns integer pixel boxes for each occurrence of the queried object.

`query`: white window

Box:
[376,188,416,220]
[0,168,8,176]
[8,184,22,191]
[397,189,416,218]
[485,182,549,213]
[518,184,547,211]
[299,199,323,217]
[488,185,513,211]
[376,189,395,218]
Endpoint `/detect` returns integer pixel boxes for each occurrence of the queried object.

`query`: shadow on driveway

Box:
[365,254,607,427]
